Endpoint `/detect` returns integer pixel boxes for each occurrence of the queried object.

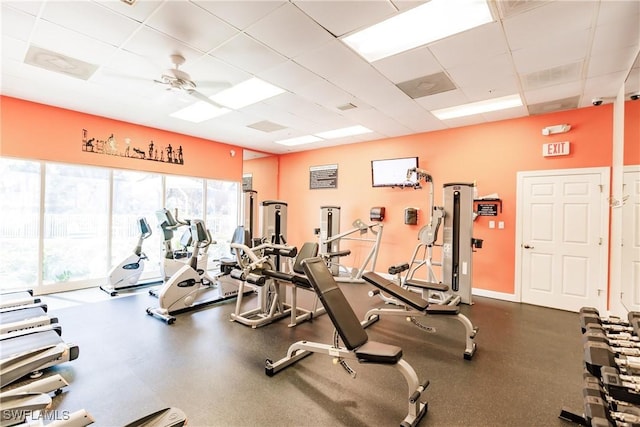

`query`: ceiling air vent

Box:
[396,72,456,100]
[247,121,287,133]
[522,62,582,91]
[528,96,580,115]
[24,45,98,80]
[496,0,550,19]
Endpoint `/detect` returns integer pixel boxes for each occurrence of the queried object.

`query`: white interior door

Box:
[517,168,609,312]
[621,168,640,312]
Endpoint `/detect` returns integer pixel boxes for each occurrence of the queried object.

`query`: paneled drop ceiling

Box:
[1,0,639,155]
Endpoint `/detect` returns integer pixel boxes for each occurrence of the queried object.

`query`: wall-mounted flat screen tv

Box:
[371,157,419,187]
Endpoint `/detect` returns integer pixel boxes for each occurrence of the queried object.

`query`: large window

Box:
[207,180,240,261]
[0,157,241,294]
[43,164,110,285]
[111,170,163,279]
[0,159,41,290]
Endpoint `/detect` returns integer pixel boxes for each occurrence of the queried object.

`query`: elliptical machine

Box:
[146,219,245,324]
[155,208,209,281]
[100,217,153,297]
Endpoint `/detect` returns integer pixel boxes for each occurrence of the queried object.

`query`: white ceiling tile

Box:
[371,45,442,83]
[263,92,340,125]
[194,1,286,30]
[145,2,238,53]
[210,33,287,75]
[295,79,357,109]
[591,18,640,55]
[584,71,629,101]
[1,4,36,41]
[246,2,335,58]
[121,26,205,67]
[511,29,591,74]
[503,1,596,51]
[523,81,581,105]
[596,0,640,27]
[41,1,140,47]
[94,0,162,24]
[187,55,250,89]
[1,35,28,64]
[414,89,469,110]
[429,22,508,69]
[447,53,518,95]
[30,19,117,66]
[376,99,446,133]
[257,60,326,93]
[293,0,398,37]
[588,45,640,79]
[294,39,369,81]
[2,1,43,16]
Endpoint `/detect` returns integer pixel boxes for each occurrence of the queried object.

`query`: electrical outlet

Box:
[489,220,495,229]
[498,221,505,229]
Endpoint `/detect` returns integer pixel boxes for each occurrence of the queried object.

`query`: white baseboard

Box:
[472,288,519,303]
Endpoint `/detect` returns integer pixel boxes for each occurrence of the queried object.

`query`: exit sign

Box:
[542,141,570,157]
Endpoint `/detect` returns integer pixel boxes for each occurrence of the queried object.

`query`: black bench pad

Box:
[363,272,429,311]
[355,341,402,364]
[406,278,449,292]
[263,270,312,289]
[325,250,351,258]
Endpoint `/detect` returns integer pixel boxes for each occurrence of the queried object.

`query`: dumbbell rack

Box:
[560,308,640,426]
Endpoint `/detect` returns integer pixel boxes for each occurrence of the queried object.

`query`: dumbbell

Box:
[581,308,640,332]
[581,314,636,335]
[583,341,640,377]
[600,366,640,405]
[584,329,640,350]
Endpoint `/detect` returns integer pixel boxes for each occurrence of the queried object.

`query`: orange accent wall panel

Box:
[0,96,243,181]
[242,155,279,204]
[278,105,614,296]
[625,100,640,164]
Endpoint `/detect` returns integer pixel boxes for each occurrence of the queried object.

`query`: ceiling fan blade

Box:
[187,89,226,109]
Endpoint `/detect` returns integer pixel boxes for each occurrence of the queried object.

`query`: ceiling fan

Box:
[154,54,225,107]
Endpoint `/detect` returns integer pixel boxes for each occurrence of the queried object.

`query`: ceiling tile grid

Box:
[0,0,637,155]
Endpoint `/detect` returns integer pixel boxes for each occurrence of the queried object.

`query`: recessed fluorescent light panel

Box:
[342,0,493,62]
[314,125,373,139]
[170,102,230,123]
[212,77,285,109]
[431,94,523,120]
[275,135,323,146]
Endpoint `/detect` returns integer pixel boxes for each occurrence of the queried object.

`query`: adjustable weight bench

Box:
[362,272,478,360]
[265,257,429,427]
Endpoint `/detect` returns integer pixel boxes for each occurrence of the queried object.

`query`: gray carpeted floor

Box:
[25,282,584,427]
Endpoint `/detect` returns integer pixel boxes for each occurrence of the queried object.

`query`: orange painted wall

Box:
[625,100,640,164]
[242,155,279,204]
[0,96,243,181]
[278,105,615,295]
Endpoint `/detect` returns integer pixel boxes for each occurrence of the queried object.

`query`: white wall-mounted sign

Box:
[542,141,570,157]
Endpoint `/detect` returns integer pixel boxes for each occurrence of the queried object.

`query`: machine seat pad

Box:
[355,341,402,364]
[263,270,295,282]
[363,272,428,311]
[425,305,459,315]
[388,263,410,275]
[406,279,449,292]
[325,250,351,258]
[291,275,311,289]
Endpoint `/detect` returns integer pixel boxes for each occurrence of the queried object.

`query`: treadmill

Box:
[0,305,57,336]
[0,325,79,387]
[0,290,41,310]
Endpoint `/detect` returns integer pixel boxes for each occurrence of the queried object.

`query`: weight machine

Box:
[317,206,384,284]
[383,168,481,306]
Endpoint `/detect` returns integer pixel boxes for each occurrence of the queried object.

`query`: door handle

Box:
[523,244,534,249]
